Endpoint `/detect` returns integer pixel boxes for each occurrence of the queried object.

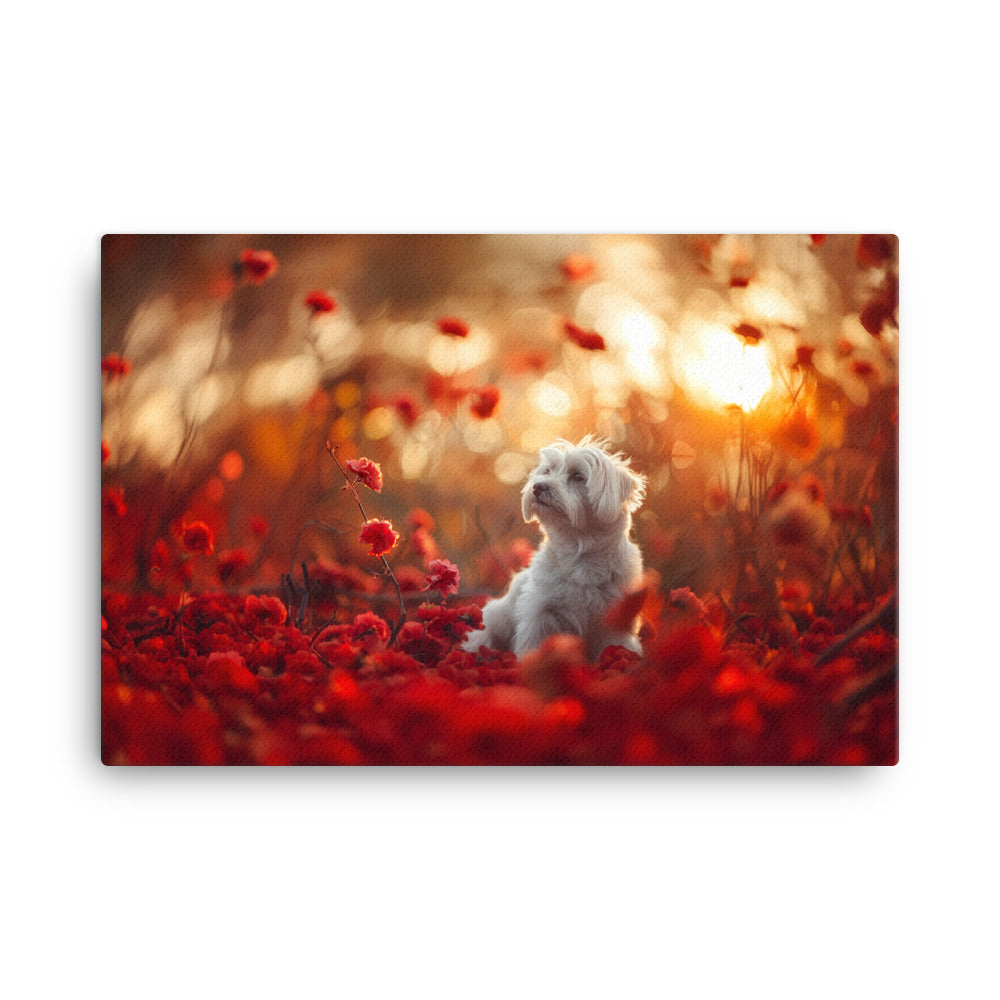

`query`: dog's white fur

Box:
[463,437,647,660]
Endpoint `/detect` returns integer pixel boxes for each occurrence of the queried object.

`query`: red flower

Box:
[436,315,470,337]
[237,248,278,284]
[563,319,606,351]
[181,520,214,555]
[422,558,460,599]
[809,234,827,246]
[244,594,287,627]
[469,385,501,419]
[249,515,269,537]
[560,253,595,282]
[101,353,132,378]
[669,587,708,618]
[359,519,399,557]
[346,457,384,492]
[304,290,337,313]
[101,440,110,465]
[103,486,127,518]
[352,611,391,644]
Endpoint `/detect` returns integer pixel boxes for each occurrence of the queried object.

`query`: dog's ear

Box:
[591,455,647,522]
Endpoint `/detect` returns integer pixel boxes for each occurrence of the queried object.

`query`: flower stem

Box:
[326,442,407,644]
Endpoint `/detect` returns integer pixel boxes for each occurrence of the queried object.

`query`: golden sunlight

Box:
[681,326,774,412]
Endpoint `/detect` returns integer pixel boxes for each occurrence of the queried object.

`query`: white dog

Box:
[463,437,647,660]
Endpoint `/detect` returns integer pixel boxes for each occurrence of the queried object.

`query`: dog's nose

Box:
[533,482,549,498]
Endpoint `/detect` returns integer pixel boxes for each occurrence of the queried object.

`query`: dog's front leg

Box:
[512,606,574,657]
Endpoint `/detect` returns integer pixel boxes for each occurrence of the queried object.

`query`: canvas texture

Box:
[101,235,898,765]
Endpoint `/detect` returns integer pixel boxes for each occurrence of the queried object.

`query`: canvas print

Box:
[101,235,898,765]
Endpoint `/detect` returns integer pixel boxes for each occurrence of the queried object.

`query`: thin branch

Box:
[814,587,897,667]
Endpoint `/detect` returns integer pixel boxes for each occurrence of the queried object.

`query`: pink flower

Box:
[304,290,337,313]
[422,558,460,599]
[359,519,399,557]
[346,457,383,492]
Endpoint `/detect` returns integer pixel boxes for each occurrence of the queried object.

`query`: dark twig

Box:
[296,561,311,627]
[814,587,897,667]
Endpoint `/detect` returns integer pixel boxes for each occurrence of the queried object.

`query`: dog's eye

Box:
[569,471,585,483]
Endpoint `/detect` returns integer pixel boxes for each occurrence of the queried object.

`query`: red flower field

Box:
[101,235,898,766]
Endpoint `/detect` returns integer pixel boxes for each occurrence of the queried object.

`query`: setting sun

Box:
[681,326,774,412]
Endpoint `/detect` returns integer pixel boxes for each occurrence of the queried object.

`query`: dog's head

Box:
[521,437,646,533]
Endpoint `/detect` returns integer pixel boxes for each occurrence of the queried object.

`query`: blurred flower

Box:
[704,480,728,516]
[507,350,550,373]
[408,508,436,532]
[422,558,460,599]
[304,290,337,313]
[669,587,707,618]
[392,393,420,427]
[793,345,816,369]
[436,315,470,337]
[101,353,131,378]
[346,457,383,492]
[563,319,606,351]
[150,538,171,573]
[248,515,269,537]
[810,234,827,246]
[237,248,278,284]
[181,520,214,555]
[774,407,820,462]
[103,485,127,518]
[411,526,441,564]
[101,440,110,465]
[359,519,399,557]
[799,472,824,504]
[560,253,595,282]
[732,322,764,344]
[469,385,501,419]
[856,234,895,269]
[219,450,244,482]
[217,548,250,582]
[859,298,893,337]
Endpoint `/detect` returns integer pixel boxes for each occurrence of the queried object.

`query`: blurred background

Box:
[101,234,897,612]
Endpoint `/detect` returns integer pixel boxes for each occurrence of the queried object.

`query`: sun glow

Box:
[681,326,774,412]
